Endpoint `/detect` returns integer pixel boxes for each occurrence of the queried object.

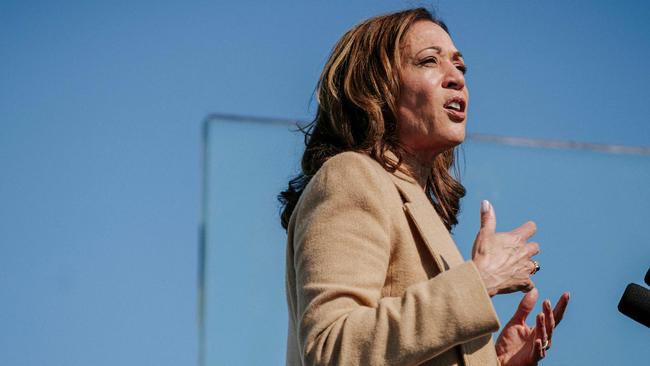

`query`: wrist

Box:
[472,258,499,297]
[472,260,497,297]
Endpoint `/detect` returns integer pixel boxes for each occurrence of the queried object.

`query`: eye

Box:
[456,64,468,75]
[419,56,438,66]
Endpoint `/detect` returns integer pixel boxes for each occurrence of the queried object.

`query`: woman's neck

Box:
[399,149,432,191]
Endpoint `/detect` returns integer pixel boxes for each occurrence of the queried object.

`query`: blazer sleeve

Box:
[291,153,500,366]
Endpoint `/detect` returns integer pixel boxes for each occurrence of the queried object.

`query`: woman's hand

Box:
[471,200,540,297]
[495,288,570,366]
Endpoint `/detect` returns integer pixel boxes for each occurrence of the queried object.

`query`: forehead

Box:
[402,20,457,55]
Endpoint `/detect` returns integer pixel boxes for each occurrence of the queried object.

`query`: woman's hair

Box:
[279,7,465,231]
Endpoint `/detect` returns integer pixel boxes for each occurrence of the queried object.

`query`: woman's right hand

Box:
[471,200,540,297]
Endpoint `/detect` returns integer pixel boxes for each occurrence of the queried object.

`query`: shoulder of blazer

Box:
[311,151,398,196]
[290,152,403,226]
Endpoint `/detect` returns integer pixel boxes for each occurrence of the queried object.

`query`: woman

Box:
[280,8,569,366]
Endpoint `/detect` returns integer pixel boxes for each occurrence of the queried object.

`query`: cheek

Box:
[400,80,437,115]
[415,80,441,111]
[397,81,420,109]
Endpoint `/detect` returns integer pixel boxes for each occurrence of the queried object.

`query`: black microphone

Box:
[618,283,650,327]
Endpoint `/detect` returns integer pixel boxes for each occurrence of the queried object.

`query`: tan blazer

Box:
[285,151,501,366]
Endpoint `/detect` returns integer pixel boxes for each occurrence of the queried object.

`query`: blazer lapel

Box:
[388,173,465,272]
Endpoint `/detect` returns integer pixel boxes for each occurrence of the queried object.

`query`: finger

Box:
[480,200,496,233]
[544,299,555,344]
[512,220,537,241]
[510,287,538,324]
[553,292,570,325]
[534,338,543,360]
[536,312,546,339]
[521,278,535,293]
[536,312,548,355]
[526,281,534,292]
[526,242,540,257]
[525,259,538,275]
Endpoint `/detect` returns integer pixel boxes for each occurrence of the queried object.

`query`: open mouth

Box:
[444,97,466,112]
[443,97,466,121]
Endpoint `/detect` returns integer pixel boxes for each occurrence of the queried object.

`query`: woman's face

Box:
[396,20,468,161]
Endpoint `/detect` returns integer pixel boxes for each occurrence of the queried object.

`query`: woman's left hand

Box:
[495,288,570,366]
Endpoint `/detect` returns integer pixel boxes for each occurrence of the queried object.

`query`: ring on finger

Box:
[530,260,540,275]
[542,339,550,350]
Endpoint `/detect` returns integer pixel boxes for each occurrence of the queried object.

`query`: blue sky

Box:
[1,1,649,365]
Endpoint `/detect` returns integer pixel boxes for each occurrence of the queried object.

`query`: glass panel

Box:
[200,116,302,366]
[201,115,650,365]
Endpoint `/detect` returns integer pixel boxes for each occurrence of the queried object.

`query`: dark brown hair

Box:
[279,8,465,231]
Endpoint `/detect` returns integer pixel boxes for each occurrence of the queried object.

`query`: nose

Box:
[442,65,465,91]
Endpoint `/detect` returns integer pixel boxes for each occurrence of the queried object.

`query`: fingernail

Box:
[481,200,490,214]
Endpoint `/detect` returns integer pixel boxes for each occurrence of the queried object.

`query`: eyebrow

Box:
[417,46,464,60]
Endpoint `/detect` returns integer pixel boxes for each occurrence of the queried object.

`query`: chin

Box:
[428,137,464,156]
[453,124,467,143]
[454,133,466,145]
[447,130,466,148]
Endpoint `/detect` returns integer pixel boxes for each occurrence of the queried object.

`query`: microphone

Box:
[618,277,650,328]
